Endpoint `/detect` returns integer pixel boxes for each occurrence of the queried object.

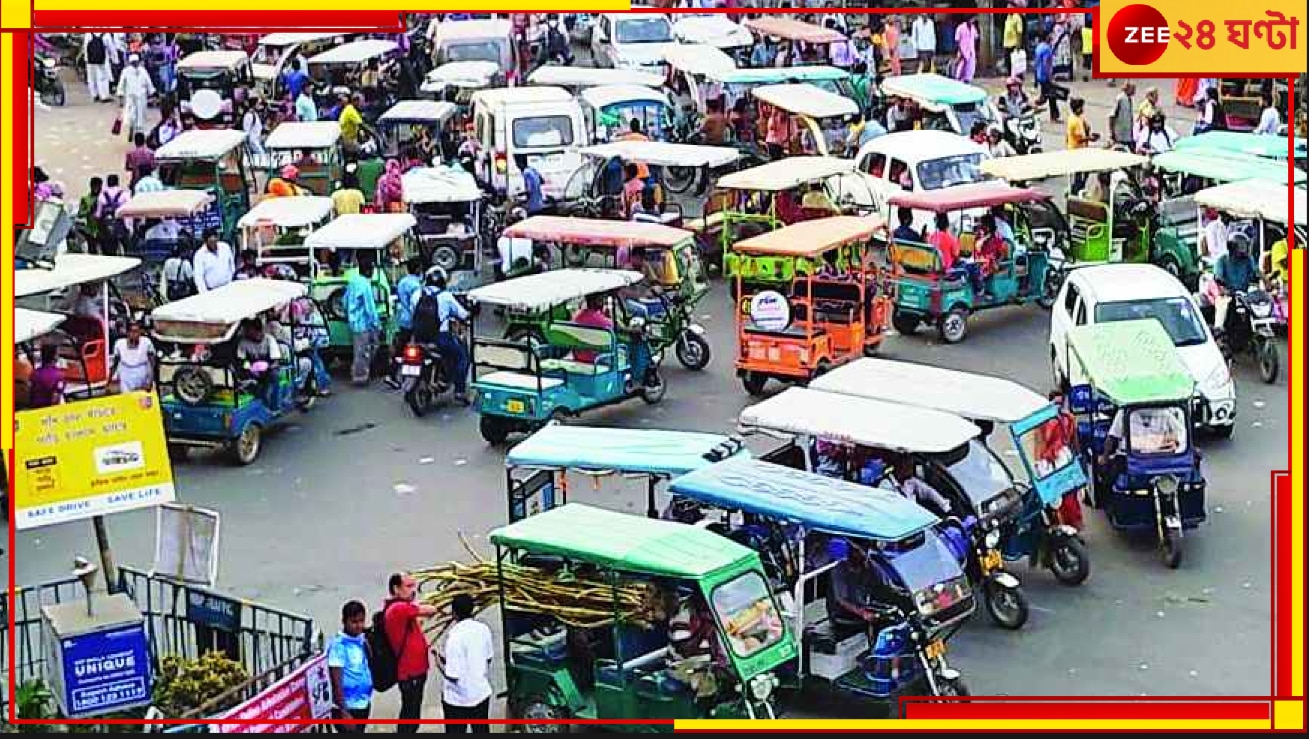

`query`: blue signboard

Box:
[59,623,152,717]
[185,589,243,632]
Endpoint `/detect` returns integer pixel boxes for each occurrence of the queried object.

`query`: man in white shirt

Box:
[912,15,937,72]
[193,228,236,292]
[1103,407,1185,458]
[116,54,156,140]
[1253,94,1281,135]
[438,594,493,732]
[1200,208,1229,261]
[885,457,953,515]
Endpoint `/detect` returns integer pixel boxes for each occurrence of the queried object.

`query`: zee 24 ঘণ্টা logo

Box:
[1106,3,1300,66]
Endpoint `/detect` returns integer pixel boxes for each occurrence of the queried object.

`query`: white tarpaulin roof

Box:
[15,255,141,297]
[238,196,335,228]
[580,85,669,111]
[717,156,853,191]
[468,269,642,311]
[580,140,740,168]
[303,213,416,250]
[528,66,664,89]
[178,50,249,71]
[116,189,213,218]
[14,309,65,344]
[265,121,342,150]
[309,39,398,65]
[1193,180,1306,226]
[981,148,1149,182]
[380,100,459,124]
[151,278,307,326]
[662,44,738,75]
[752,83,858,119]
[421,61,501,91]
[155,129,247,160]
[402,166,482,204]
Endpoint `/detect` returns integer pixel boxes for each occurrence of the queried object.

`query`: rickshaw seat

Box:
[958,233,976,257]
[806,617,866,653]
[685,211,726,232]
[478,371,563,391]
[540,358,605,376]
[743,321,817,338]
[1066,197,1108,222]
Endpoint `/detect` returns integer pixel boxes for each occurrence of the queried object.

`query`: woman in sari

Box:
[373,159,405,213]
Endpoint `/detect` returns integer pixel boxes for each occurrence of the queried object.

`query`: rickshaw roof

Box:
[739,387,981,454]
[672,15,754,48]
[115,189,214,219]
[379,100,460,124]
[436,18,512,40]
[150,278,307,327]
[302,213,416,250]
[744,16,846,44]
[1174,131,1307,159]
[489,503,755,579]
[155,129,248,161]
[14,309,65,345]
[507,424,749,476]
[716,156,853,192]
[857,130,986,164]
[580,140,740,169]
[707,65,847,84]
[580,85,670,110]
[528,65,664,89]
[264,121,342,151]
[1151,150,1305,184]
[257,32,343,47]
[1067,320,1196,405]
[880,73,988,108]
[811,358,1050,424]
[422,61,501,89]
[1193,180,1306,226]
[732,216,882,257]
[471,86,574,106]
[503,216,692,248]
[177,50,249,71]
[751,83,858,119]
[888,182,1049,212]
[308,39,398,65]
[669,458,938,541]
[237,196,334,228]
[661,44,738,75]
[980,148,1149,181]
[15,255,142,297]
[402,166,482,204]
[467,268,642,310]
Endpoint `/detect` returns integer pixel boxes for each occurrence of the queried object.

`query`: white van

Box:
[428,18,518,84]
[591,10,678,74]
[1049,264,1237,437]
[470,86,588,201]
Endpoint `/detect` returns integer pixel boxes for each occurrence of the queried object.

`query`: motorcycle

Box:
[395,341,450,417]
[952,515,1029,630]
[1218,288,1280,384]
[35,54,66,106]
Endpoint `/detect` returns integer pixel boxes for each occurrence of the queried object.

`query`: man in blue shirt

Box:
[413,268,472,404]
[515,154,546,215]
[344,257,382,385]
[386,257,424,389]
[1033,30,1064,122]
[327,600,373,729]
[892,207,921,243]
[1213,235,1261,331]
[281,60,310,101]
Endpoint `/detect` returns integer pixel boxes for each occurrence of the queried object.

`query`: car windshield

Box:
[512,115,575,149]
[916,153,987,191]
[443,39,508,67]
[616,18,673,44]
[1095,297,1208,347]
[946,440,1012,504]
[710,571,785,658]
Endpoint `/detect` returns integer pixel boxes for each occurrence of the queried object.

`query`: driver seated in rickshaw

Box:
[621,249,671,320]
[1101,406,1187,460]
[827,544,896,636]
[235,316,288,407]
[882,456,954,517]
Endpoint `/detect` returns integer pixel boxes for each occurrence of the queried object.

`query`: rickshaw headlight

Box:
[748,673,776,702]
[41,57,56,69]
[984,529,1000,549]
[1156,474,1180,496]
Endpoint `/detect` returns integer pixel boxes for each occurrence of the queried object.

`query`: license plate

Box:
[505,399,525,414]
[400,365,422,377]
[982,550,1002,572]
[925,640,946,659]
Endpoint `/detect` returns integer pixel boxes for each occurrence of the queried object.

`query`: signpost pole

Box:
[92,515,120,594]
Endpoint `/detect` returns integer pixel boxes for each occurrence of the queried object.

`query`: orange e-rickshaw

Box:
[732,215,892,396]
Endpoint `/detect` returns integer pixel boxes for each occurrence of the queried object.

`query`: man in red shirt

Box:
[927,213,960,272]
[384,572,437,732]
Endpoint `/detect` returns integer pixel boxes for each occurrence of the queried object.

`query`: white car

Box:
[1049,264,1237,437]
[591,10,677,73]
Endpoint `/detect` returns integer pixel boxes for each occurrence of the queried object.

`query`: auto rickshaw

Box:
[661,44,738,133]
[812,358,1091,586]
[737,387,1031,629]
[15,254,143,393]
[580,84,673,143]
[1066,320,1207,568]
[251,32,348,100]
[377,100,460,161]
[176,50,253,129]
[887,182,1059,343]
[1173,130,1307,167]
[151,278,328,465]
[505,423,748,521]
[239,195,335,276]
[301,212,418,360]
[306,39,401,104]
[263,121,344,196]
[401,164,488,288]
[562,140,742,220]
[742,16,845,67]
[490,503,796,727]
[115,189,214,265]
[155,129,253,239]
[496,217,712,371]
[1218,78,1287,131]
[665,457,974,712]
[879,73,1000,138]
[732,216,892,396]
[467,268,668,444]
[13,308,73,408]
[703,66,871,120]
[750,83,859,159]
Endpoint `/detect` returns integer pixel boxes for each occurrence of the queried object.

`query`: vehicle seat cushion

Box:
[544,322,614,353]
[1066,197,1108,222]
[892,242,942,274]
[477,371,563,390]
[743,321,818,338]
[540,358,606,375]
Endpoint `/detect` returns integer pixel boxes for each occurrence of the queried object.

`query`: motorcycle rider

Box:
[1212,233,1261,334]
[411,267,471,405]
[997,77,1036,153]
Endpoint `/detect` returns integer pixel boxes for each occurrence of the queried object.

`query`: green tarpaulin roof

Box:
[1067,320,1195,405]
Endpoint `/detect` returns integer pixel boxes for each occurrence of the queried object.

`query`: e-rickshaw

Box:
[705,66,870,120]
[879,73,1000,138]
[666,457,974,711]
[467,268,668,444]
[505,423,748,522]
[155,129,253,240]
[115,189,214,265]
[732,217,892,396]
[15,254,143,393]
[251,32,347,99]
[12,309,73,408]
[262,121,344,196]
[736,387,1031,629]
[151,278,328,465]
[887,182,1059,343]
[176,50,253,129]
[661,44,738,134]
[490,503,796,727]
[742,16,844,67]
[1174,130,1307,167]
[564,140,741,219]
[1066,320,1207,568]
[751,83,859,159]
[301,212,418,360]
[1218,79,1287,131]
[377,100,460,161]
[239,195,335,275]
[527,65,666,93]
[306,39,401,103]
[497,217,712,371]
[580,85,674,143]
[812,358,1091,586]
[401,165,487,286]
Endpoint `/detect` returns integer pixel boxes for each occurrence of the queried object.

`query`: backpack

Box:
[412,289,441,343]
[87,35,107,65]
[164,258,196,302]
[367,604,411,693]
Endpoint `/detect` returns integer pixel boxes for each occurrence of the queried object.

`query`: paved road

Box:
[7,64,1286,722]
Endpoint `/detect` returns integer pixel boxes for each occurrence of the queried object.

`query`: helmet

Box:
[1228,231,1252,254]
[424,265,448,287]
[281,164,299,180]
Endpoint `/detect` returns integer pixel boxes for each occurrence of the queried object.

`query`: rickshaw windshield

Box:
[1016,418,1079,481]
[945,440,1012,504]
[513,116,576,148]
[616,18,673,44]
[917,154,987,191]
[954,103,996,136]
[878,532,962,593]
[251,46,282,65]
[1094,298,1207,348]
[1120,406,1189,456]
[709,571,784,659]
[444,39,509,66]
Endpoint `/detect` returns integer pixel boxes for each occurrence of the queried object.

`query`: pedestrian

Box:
[332,173,366,217]
[154,102,183,148]
[1193,86,1223,135]
[1253,93,1281,135]
[161,241,196,301]
[295,85,318,123]
[1200,207,1229,261]
[438,594,494,733]
[515,154,545,215]
[1108,81,1135,149]
[882,17,901,77]
[117,53,156,140]
[339,93,365,154]
[911,13,936,73]
[77,176,103,251]
[1137,113,1176,155]
[125,132,156,188]
[952,16,977,83]
[1065,97,1097,150]
[110,320,156,393]
[84,32,114,103]
[374,159,405,213]
[383,572,438,733]
[95,174,130,254]
[134,163,165,195]
[193,228,236,293]
[282,58,311,101]
[33,167,55,201]
[1033,30,1063,122]
[28,344,66,409]
[345,256,382,385]
[327,600,373,732]
[1133,87,1160,146]
[1003,8,1023,76]
[242,98,267,164]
